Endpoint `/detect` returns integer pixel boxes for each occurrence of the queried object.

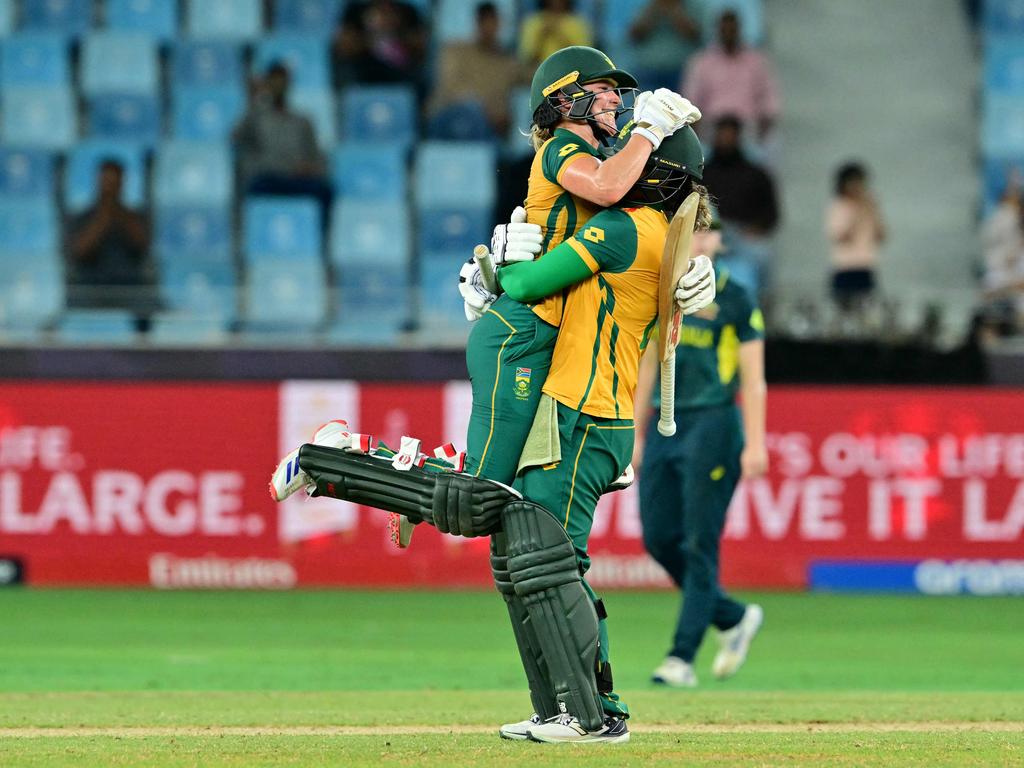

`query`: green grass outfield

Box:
[1,590,1022,767]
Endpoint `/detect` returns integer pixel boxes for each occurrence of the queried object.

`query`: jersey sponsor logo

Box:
[710,465,726,481]
[514,367,532,400]
[542,70,581,96]
[582,226,605,243]
[558,142,581,158]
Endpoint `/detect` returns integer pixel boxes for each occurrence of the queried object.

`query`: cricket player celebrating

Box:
[633,215,768,689]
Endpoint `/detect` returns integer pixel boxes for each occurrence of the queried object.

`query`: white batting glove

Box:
[491,206,543,265]
[674,254,716,315]
[633,88,702,150]
[458,257,497,321]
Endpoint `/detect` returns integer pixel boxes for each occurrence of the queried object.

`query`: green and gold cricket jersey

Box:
[655,269,764,411]
[525,128,603,327]
[541,205,667,420]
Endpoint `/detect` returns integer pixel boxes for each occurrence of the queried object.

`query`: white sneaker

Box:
[269,420,355,502]
[527,713,629,744]
[604,464,634,494]
[712,604,764,680]
[498,713,540,741]
[651,655,697,687]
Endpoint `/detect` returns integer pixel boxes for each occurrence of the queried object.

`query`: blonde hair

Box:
[692,183,714,231]
[529,123,554,151]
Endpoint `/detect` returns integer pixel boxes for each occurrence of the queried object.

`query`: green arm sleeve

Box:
[498,243,596,303]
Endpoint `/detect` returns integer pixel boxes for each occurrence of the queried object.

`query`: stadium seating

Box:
[21,0,92,39]
[56,309,138,345]
[330,200,410,268]
[700,0,765,46]
[149,312,231,345]
[185,0,264,40]
[417,208,492,253]
[160,257,238,320]
[0,0,12,36]
[984,36,1024,93]
[0,258,63,330]
[172,40,243,87]
[333,261,409,343]
[106,0,179,42]
[0,147,54,198]
[0,199,58,253]
[340,86,417,146]
[435,0,516,46]
[414,141,496,210]
[426,101,496,141]
[64,139,147,211]
[244,259,327,330]
[418,254,470,334]
[244,197,322,263]
[155,205,232,262]
[80,32,159,96]
[982,93,1024,157]
[172,86,244,140]
[332,142,408,201]
[985,0,1024,36]
[273,0,342,35]
[153,141,232,206]
[290,88,338,148]
[0,34,69,86]
[253,34,330,89]
[506,86,533,154]
[0,86,77,149]
[88,93,161,144]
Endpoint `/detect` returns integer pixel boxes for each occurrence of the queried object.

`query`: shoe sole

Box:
[498,730,529,741]
[527,732,630,744]
[651,676,697,688]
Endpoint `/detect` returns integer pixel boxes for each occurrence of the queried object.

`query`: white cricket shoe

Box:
[712,604,764,680]
[269,420,355,502]
[527,713,629,744]
[604,464,635,494]
[651,655,698,688]
[498,713,540,741]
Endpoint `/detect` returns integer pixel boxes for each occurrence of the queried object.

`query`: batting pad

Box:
[298,444,517,537]
[502,501,604,732]
[490,532,560,721]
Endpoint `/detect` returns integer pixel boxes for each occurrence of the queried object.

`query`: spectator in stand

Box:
[428,2,526,139]
[65,159,155,320]
[332,0,428,93]
[980,170,1024,336]
[826,161,886,311]
[682,9,779,143]
[232,62,333,224]
[519,0,593,68]
[628,0,701,92]
[702,115,779,294]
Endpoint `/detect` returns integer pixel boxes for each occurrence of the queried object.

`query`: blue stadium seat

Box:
[0,148,54,198]
[0,87,76,148]
[80,32,159,96]
[330,262,408,344]
[21,0,91,39]
[160,257,238,320]
[89,94,160,144]
[290,88,337,149]
[154,141,232,206]
[414,141,497,210]
[984,37,1024,92]
[0,0,13,36]
[700,0,764,46]
[65,140,146,211]
[172,40,243,87]
[983,94,1024,158]
[155,205,232,261]
[417,207,492,253]
[172,86,244,140]
[0,199,58,253]
[243,197,322,262]
[149,312,231,345]
[274,0,342,35]
[186,0,263,40]
[418,255,470,335]
[985,0,1024,35]
[340,86,416,146]
[329,200,410,268]
[599,0,648,43]
[332,142,407,201]
[435,0,516,47]
[253,34,330,89]
[107,0,179,42]
[426,101,495,141]
[56,310,139,345]
[245,259,327,330]
[0,34,69,85]
[506,86,533,155]
[0,256,63,329]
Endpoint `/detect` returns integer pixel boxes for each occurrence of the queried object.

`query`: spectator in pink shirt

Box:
[682,9,779,141]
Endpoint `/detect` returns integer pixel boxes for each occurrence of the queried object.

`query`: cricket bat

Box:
[473,244,498,295]
[656,191,701,437]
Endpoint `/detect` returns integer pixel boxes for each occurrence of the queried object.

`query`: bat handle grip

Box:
[473,244,498,295]
[657,351,676,437]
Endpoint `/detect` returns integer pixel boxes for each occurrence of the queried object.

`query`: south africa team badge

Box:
[513,367,532,400]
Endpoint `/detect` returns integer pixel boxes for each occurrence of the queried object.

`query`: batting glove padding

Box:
[633,89,703,150]
[491,205,543,266]
[459,257,498,321]
[674,254,716,315]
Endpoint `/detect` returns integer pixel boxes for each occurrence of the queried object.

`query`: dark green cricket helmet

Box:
[529,46,638,127]
[614,121,705,209]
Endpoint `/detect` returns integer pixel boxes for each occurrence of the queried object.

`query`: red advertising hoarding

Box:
[0,383,1021,590]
